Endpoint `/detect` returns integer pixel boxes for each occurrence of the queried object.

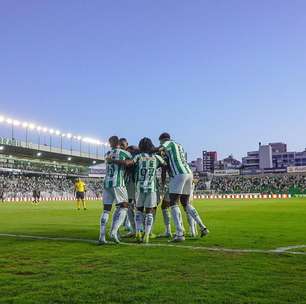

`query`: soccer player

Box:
[119,138,137,236]
[32,188,41,204]
[99,136,132,244]
[74,178,87,210]
[111,137,165,243]
[159,132,209,242]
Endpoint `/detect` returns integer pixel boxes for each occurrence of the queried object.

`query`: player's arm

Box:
[106,150,134,167]
[107,159,134,167]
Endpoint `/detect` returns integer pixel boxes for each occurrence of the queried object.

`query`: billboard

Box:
[287,166,306,173]
[214,169,240,176]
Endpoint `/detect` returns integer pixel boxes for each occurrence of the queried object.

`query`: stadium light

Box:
[68,157,72,161]
[28,123,36,130]
[0,113,107,148]
[13,120,20,126]
[0,146,4,151]
[37,152,42,157]
[93,160,96,164]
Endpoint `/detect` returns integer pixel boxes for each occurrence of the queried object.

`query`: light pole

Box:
[49,135,52,152]
[25,127,28,147]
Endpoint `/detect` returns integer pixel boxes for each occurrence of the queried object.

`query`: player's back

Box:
[134,152,163,193]
[104,148,132,188]
[161,140,192,176]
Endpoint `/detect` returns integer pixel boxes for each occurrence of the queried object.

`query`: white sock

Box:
[111,207,128,236]
[170,205,184,237]
[162,208,171,234]
[99,211,110,241]
[124,215,131,230]
[186,204,206,230]
[111,207,120,232]
[127,207,136,233]
[186,211,197,236]
[135,210,144,233]
[145,213,154,236]
[178,208,185,234]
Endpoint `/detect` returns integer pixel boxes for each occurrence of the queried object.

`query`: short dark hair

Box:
[159,132,171,141]
[119,138,128,144]
[109,136,119,147]
[139,137,155,153]
[127,145,138,154]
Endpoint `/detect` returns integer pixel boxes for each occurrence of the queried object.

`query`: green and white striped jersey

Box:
[161,140,192,176]
[104,148,132,189]
[134,153,165,193]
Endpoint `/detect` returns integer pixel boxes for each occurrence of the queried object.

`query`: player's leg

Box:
[135,192,144,241]
[123,214,131,231]
[181,175,209,237]
[160,198,172,237]
[82,193,87,210]
[125,199,136,237]
[99,189,114,244]
[181,202,197,237]
[143,192,157,243]
[126,182,136,235]
[169,175,185,242]
[110,187,129,243]
[76,192,81,210]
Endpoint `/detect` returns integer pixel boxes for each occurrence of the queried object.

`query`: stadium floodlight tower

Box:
[0,113,108,161]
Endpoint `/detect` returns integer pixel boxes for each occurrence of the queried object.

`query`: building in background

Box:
[189,158,203,173]
[202,151,217,173]
[242,142,306,175]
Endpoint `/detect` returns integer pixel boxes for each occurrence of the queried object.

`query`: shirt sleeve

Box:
[160,141,170,149]
[155,155,166,167]
[133,155,139,164]
[119,150,132,160]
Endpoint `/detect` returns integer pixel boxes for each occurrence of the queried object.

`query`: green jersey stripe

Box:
[134,153,164,193]
[104,148,132,189]
[161,140,192,176]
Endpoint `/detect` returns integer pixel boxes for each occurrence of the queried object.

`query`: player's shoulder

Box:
[118,148,132,158]
[154,154,164,162]
[161,140,175,149]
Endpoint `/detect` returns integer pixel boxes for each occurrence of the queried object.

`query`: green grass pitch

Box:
[0,198,306,304]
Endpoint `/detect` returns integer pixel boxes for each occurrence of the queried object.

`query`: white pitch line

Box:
[0,233,305,255]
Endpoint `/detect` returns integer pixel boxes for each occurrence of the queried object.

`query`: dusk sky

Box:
[1,0,306,160]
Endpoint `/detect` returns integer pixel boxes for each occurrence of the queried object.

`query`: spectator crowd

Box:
[204,174,306,194]
[0,173,103,200]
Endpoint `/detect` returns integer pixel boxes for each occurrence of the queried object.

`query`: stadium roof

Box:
[0,141,104,166]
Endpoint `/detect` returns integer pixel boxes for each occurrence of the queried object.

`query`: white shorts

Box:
[169,174,193,195]
[136,192,157,208]
[103,187,128,205]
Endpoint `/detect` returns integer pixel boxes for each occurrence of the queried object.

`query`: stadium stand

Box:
[0,137,104,201]
[195,174,306,195]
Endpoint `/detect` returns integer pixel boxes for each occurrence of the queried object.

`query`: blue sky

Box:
[1,0,306,160]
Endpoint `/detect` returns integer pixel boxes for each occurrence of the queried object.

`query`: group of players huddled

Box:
[98,132,209,244]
